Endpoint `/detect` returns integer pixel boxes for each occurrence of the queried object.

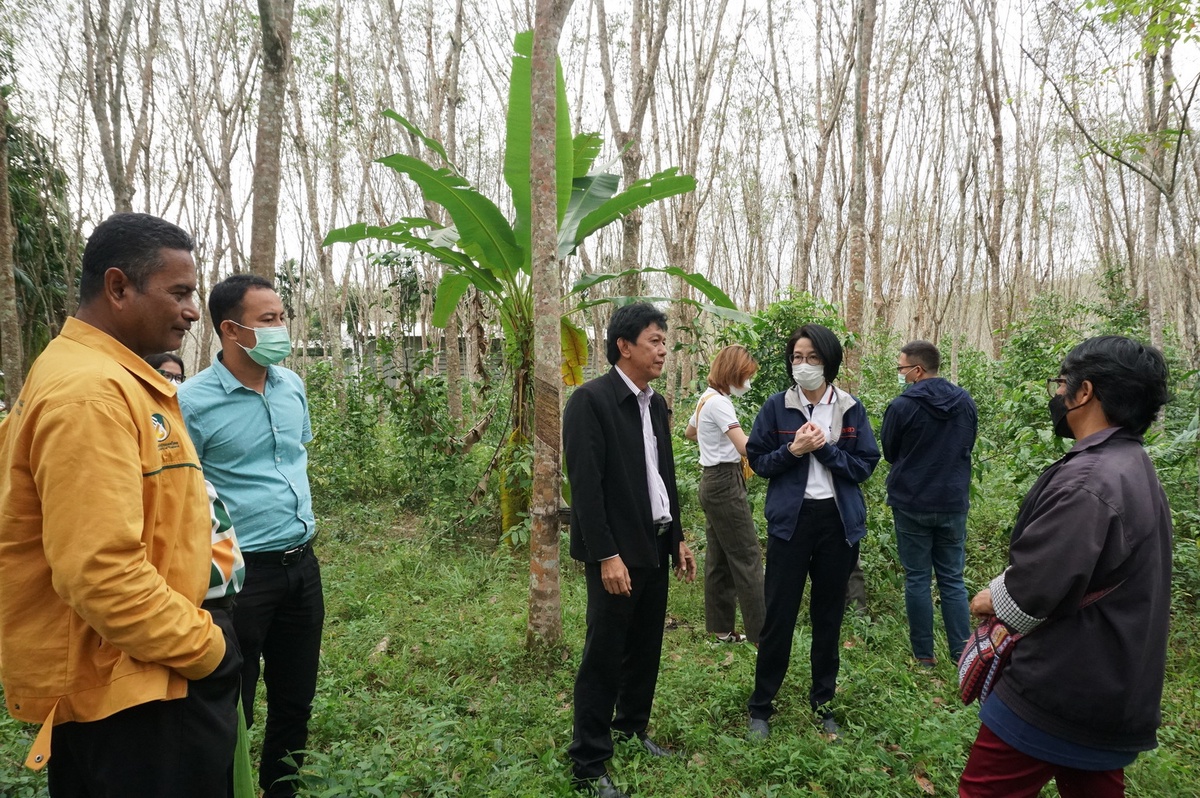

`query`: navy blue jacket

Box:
[881,377,977,513]
[746,386,879,546]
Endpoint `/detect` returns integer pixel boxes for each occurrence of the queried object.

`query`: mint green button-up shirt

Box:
[178,356,315,552]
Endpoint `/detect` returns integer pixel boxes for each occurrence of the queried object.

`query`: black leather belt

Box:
[242,540,312,566]
[654,521,672,537]
[201,595,236,611]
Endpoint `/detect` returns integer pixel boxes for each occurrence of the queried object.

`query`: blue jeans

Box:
[892,508,971,662]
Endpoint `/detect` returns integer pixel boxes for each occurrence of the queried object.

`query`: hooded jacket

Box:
[746,385,879,545]
[881,377,977,513]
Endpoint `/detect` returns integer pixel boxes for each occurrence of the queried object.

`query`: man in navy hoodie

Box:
[882,340,977,667]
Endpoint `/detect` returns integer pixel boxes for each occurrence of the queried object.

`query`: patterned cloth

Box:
[205,480,245,601]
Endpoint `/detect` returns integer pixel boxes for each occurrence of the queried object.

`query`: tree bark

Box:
[528,0,575,650]
[0,93,24,400]
[249,0,295,280]
[595,0,669,296]
[82,0,161,213]
[442,0,465,424]
[845,0,876,384]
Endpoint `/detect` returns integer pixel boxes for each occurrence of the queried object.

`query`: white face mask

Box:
[730,379,752,397]
[898,372,909,386]
[792,363,826,391]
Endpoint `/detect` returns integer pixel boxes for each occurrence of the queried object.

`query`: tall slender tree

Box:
[0,89,21,400]
[249,0,295,280]
[528,0,576,649]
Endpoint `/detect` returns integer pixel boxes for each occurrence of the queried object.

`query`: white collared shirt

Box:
[800,384,836,500]
[615,365,672,523]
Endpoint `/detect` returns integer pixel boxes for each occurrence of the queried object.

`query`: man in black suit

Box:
[564,302,697,798]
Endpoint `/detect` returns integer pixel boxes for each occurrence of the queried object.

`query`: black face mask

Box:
[1048,393,1079,439]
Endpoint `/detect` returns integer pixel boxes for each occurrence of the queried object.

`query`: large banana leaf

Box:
[571,266,742,311]
[325,220,505,298]
[382,109,454,170]
[573,132,603,178]
[574,169,697,245]
[432,274,475,327]
[376,153,523,280]
[505,30,573,272]
[558,173,620,259]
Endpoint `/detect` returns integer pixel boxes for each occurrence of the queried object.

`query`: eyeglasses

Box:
[896,365,919,374]
[791,353,823,366]
[1046,377,1067,398]
[157,369,184,384]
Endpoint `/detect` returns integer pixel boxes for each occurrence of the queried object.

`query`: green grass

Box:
[3,502,1199,797]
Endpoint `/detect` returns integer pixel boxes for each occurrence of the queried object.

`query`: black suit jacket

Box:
[563,367,683,569]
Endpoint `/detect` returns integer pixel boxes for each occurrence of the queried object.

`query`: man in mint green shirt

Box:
[178,274,321,798]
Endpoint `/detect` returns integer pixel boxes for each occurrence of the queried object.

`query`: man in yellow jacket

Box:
[0,213,241,796]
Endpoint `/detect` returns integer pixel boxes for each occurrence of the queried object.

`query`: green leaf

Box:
[558,173,620,259]
[573,169,696,246]
[432,273,473,327]
[505,31,535,268]
[505,30,575,269]
[573,133,603,179]
[377,152,522,279]
[554,57,573,226]
[382,109,454,169]
[567,267,748,320]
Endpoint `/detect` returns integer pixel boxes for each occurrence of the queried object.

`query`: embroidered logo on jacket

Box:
[151,413,171,442]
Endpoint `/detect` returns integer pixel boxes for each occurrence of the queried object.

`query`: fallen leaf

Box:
[914,772,935,795]
[368,635,390,664]
[721,652,735,667]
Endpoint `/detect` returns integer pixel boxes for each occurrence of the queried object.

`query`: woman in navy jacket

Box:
[746,324,879,741]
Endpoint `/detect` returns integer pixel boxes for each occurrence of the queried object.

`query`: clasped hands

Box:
[600,541,697,597]
[788,421,826,456]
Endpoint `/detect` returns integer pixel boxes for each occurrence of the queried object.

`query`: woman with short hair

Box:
[745,324,880,741]
[685,345,765,646]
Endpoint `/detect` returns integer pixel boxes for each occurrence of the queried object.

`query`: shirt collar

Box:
[1067,425,1128,455]
[786,382,836,411]
[213,351,280,394]
[61,317,178,398]
[614,364,653,401]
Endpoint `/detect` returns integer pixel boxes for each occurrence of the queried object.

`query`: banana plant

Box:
[325,30,744,536]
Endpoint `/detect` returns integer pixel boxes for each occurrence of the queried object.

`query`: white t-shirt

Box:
[689,388,743,467]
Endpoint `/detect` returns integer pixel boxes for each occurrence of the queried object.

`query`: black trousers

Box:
[749,498,858,720]
[569,535,671,781]
[47,609,242,798]
[234,547,325,797]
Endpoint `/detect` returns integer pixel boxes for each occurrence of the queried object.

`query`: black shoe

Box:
[638,735,675,758]
[817,711,842,742]
[747,716,770,740]
[574,774,629,798]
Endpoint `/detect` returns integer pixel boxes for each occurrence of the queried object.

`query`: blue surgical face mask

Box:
[232,322,291,366]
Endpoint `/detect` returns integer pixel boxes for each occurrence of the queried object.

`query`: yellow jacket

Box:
[0,318,225,741]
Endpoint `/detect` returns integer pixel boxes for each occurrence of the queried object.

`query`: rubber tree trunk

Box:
[0,93,24,400]
[527,0,574,649]
[249,0,295,280]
